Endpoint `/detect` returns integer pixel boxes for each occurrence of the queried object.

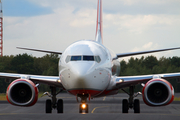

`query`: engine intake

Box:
[142,79,174,106]
[6,79,38,106]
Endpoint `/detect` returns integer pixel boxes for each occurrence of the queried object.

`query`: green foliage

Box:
[10,53,35,74]
[33,54,59,76]
[120,55,180,92]
[0,53,59,93]
[0,54,180,93]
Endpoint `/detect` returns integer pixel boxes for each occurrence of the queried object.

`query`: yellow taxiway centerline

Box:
[91,106,109,113]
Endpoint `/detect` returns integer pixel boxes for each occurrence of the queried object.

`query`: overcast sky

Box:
[2,0,180,60]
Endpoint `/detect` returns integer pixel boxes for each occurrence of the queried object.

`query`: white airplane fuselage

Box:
[3,0,180,114]
[59,40,120,97]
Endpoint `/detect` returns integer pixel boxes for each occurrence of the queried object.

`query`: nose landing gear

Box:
[78,94,89,113]
[79,103,88,113]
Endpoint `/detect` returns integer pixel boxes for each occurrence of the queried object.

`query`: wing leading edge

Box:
[115,72,180,89]
[0,72,63,88]
[17,47,63,54]
[114,47,180,59]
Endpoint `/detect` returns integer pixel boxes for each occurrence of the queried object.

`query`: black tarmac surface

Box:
[0,93,180,120]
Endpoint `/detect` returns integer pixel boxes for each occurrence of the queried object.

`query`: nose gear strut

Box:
[77,94,89,113]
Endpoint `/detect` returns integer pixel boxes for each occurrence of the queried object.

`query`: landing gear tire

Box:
[122,99,129,113]
[79,104,83,113]
[57,99,63,113]
[46,99,52,113]
[134,99,140,113]
[85,104,88,113]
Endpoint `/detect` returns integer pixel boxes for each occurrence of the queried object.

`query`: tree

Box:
[34,53,59,76]
[120,59,127,75]
[10,53,35,74]
[142,55,158,70]
[0,54,180,93]
[170,56,180,67]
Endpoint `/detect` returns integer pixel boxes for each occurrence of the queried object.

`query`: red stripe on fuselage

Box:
[68,88,118,98]
[68,89,102,96]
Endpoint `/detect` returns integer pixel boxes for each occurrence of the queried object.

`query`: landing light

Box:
[57,80,61,83]
[119,79,124,83]
[81,103,86,109]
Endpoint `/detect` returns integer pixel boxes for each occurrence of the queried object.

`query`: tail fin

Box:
[95,0,103,44]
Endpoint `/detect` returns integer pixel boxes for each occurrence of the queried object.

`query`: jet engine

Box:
[6,79,38,106]
[142,79,174,106]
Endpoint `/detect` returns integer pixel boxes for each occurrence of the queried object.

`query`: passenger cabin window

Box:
[65,55,101,63]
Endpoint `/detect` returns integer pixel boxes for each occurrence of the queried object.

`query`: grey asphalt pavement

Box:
[0,93,180,120]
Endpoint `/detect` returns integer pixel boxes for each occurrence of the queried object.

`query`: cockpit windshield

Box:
[83,56,94,61]
[66,55,101,63]
[71,56,82,61]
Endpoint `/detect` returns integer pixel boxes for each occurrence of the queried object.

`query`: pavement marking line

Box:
[91,106,109,113]
[0,113,18,115]
[103,96,106,101]
[0,113,37,115]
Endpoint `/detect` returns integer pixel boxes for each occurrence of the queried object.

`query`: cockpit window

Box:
[83,56,94,61]
[65,55,71,63]
[71,56,82,61]
[95,56,101,63]
[66,55,101,63]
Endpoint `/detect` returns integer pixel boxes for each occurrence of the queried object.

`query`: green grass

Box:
[38,92,44,98]
[174,97,180,101]
[0,93,6,101]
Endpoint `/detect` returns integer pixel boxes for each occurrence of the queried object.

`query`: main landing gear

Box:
[45,87,64,113]
[121,86,141,113]
[78,94,89,113]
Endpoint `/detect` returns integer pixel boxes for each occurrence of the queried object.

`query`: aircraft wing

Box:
[0,72,63,88]
[17,47,63,54]
[115,72,180,89]
[114,47,180,59]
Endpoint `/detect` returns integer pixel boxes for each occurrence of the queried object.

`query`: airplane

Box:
[1,0,180,114]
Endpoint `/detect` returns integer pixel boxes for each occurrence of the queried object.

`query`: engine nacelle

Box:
[142,79,174,106]
[6,79,38,106]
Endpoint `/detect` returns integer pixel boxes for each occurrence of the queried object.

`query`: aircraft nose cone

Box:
[61,62,110,97]
[71,63,93,78]
[69,62,95,87]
